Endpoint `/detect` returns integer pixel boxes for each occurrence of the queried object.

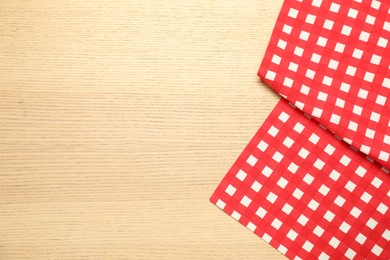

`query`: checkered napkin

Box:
[210,0,390,259]
[210,100,389,259]
[259,0,390,169]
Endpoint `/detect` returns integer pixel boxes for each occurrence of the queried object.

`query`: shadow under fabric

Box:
[210,0,390,259]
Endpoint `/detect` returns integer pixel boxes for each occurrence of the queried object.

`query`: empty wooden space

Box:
[0,1,282,259]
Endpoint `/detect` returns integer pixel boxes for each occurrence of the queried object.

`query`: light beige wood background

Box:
[0,0,283,259]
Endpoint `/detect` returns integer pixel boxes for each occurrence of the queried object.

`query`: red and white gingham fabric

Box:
[210,99,390,259]
[259,0,390,169]
[210,0,390,259]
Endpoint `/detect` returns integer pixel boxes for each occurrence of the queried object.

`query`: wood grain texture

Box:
[0,0,283,259]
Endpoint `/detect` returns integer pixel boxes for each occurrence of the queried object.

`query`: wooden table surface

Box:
[0,0,283,259]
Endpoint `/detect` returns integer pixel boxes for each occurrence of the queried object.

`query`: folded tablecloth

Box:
[211,0,390,259]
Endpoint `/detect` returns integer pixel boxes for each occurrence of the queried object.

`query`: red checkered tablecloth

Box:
[211,0,390,259]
